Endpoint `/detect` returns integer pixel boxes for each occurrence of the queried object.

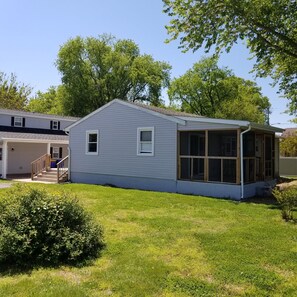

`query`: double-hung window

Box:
[86,130,99,155]
[51,120,59,130]
[14,117,23,127]
[137,127,154,156]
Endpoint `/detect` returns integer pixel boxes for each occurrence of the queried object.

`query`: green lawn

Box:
[0,183,296,297]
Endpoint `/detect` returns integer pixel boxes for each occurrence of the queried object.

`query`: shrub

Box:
[273,186,297,221]
[0,185,104,268]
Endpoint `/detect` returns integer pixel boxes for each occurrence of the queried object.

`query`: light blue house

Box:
[65,99,282,200]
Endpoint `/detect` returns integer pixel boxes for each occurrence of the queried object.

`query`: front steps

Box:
[33,169,58,183]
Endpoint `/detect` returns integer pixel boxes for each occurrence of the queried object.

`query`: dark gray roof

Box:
[0,131,69,141]
[0,108,80,121]
[132,102,205,118]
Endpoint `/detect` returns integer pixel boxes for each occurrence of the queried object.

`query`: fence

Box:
[279,157,297,176]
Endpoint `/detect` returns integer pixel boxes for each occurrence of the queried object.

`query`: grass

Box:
[0,183,296,296]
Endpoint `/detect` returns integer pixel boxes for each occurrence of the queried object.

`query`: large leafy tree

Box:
[168,57,271,124]
[0,72,32,110]
[56,35,171,116]
[27,86,66,115]
[163,0,297,115]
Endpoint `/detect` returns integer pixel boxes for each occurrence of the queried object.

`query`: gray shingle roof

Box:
[0,108,80,121]
[0,131,69,141]
[132,102,205,118]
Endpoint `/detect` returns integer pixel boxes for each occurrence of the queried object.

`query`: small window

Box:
[14,117,23,127]
[52,120,59,130]
[52,147,60,159]
[86,130,98,155]
[137,127,154,156]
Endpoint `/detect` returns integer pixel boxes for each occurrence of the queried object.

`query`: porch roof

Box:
[0,131,69,143]
[177,117,283,133]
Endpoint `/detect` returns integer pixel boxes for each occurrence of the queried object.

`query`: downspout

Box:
[240,125,252,199]
[65,130,71,181]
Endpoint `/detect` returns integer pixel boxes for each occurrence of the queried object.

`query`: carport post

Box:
[2,140,7,179]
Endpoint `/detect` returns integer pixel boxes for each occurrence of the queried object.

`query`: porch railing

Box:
[31,154,51,180]
[57,155,69,183]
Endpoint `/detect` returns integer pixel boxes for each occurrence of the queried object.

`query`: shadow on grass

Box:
[241,195,281,211]
[0,256,101,277]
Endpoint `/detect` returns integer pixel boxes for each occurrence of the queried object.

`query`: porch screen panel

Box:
[208,131,237,157]
[208,159,221,182]
[223,159,236,183]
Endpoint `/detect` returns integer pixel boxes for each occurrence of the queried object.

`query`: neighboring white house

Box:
[0,109,79,179]
[65,99,283,200]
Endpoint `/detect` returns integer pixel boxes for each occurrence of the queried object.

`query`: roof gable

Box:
[65,99,186,131]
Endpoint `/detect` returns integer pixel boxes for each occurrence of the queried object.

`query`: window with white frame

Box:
[86,130,98,155]
[52,147,60,159]
[14,117,23,127]
[52,120,59,130]
[137,127,154,156]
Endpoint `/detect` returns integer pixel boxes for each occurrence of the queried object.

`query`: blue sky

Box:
[0,0,295,128]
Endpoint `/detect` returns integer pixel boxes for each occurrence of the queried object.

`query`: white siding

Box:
[69,101,177,180]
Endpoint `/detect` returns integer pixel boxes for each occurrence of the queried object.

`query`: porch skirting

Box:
[70,172,276,200]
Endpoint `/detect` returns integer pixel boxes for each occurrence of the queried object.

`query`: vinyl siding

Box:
[0,114,74,130]
[69,101,177,180]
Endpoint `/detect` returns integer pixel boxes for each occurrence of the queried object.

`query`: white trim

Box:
[240,125,252,199]
[65,99,186,131]
[0,138,68,144]
[137,127,154,156]
[178,117,283,133]
[85,130,99,155]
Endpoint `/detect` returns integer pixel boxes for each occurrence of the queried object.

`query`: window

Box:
[14,117,23,127]
[52,147,60,159]
[137,127,154,156]
[86,130,98,155]
[50,147,62,159]
[51,120,60,130]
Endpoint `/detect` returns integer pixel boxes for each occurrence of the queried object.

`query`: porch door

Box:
[189,133,204,180]
[255,134,263,181]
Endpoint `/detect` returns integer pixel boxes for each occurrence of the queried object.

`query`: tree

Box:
[163,0,297,116]
[27,86,65,115]
[280,133,297,157]
[168,57,271,124]
[0,72,32,110]
[56,35,171,117]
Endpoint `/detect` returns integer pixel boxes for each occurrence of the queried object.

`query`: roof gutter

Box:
[240,125,252,199]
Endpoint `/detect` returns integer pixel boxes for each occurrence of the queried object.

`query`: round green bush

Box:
[0,185,104,267]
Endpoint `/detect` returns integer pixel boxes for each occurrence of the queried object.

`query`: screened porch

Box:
[178,130,276,184]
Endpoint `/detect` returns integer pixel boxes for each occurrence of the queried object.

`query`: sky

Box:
[0,0,295,128]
